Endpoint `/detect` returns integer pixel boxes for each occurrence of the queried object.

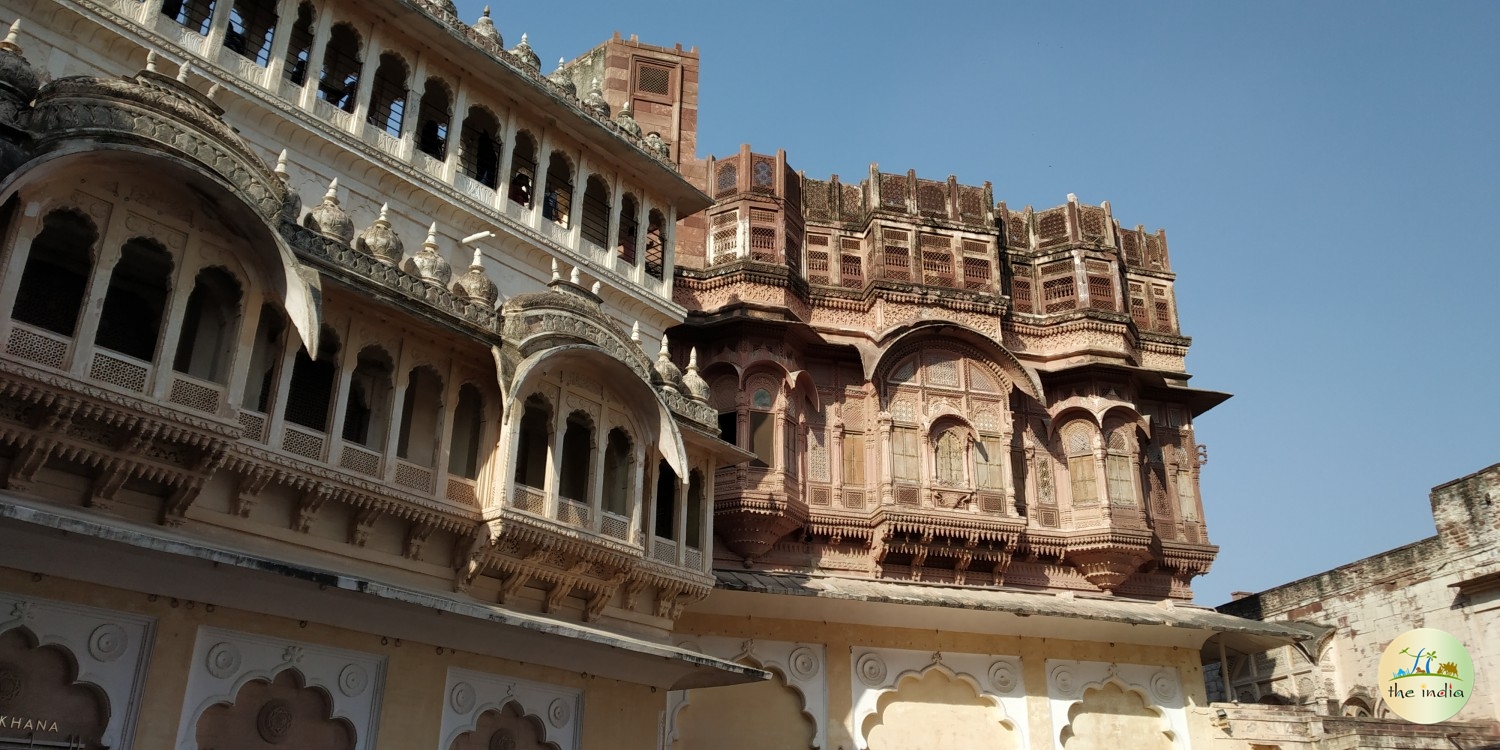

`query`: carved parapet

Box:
[281,222,502,337]
[27,71,287,219]
[503,286,654,381]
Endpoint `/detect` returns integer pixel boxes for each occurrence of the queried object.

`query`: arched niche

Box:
[448,702,556,750]
[670,661,816,750]
[440,669,581,750]
[866,322,1043,404]
[861,668,1019,750]
[851,648,1026,750]
[194,668,355,750]
[0,627,109,749]
[1058,682,1173,750]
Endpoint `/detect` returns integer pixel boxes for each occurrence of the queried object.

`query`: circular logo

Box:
[1379,628,1474,724]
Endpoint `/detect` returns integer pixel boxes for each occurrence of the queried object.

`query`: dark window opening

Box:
[459,106,501,189]
[580,175,610,249]
[365,53,409,137]
[283,326,340,431]
[283,2,314,85]
[617,194,639,264]
[10,209,96,337]
[717,412,738,449]
[447,384,484,479]
[558,412,593,503]
[95,238,173,362]
[644,209,665,279]
[397,365,444,466]
[241,304,284,413]
[224,0,277,65]
[653,460,677,540]
[748,409,773,469]
[415,78,452,160]
[507,131,537,207]
[602,428,632,516]
[685,470,703,549]
[513,394,550,489]
[161,0,215,35]
[341,346,393,449]
[541,152,572,227]
[317,23,362,112]
[172,267,242,383]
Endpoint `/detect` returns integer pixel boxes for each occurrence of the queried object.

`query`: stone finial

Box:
[568,266,580,285]
[547,57,576,97]
[472,5,501,46]
[176,63,192,83]
[274,149,289,179]
[1067,192,1078,203]
[303,178,354,245]
[643,132,670,160]
[630,321,641,343]
[206,82,221,100]
[590,280,601,295]
[583,77,610,118]
[653,334,682,392]
[453,247,499,306]
[550,258,560,282]
[0,19,21,55]
[145,51,159,73]
[510,33,540,70]
[405,222,453,287]
[354,202,403,266]
[616,100,642,138]
[682,347,710,403]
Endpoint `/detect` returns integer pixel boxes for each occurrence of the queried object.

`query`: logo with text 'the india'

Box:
[1379,628,1474,724]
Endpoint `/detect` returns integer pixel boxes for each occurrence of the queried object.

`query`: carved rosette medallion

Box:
[339,664,369,697]
[205,642,242,678]
[256,698,294,744]
[788,647,819,681]
[856,653,887,687]
[547,697,571,727]
[450,681,476,714]
[0,663,22,705]
[89,623,128,662]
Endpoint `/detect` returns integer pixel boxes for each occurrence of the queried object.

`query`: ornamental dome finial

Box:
[682,347,710,402]
[472,5,501,46]
[510,33,540,70]
[643,132,670,160]
[630,321,641,343]
[569,265,580,285]
[0,18,41,120]
[584,77,610,118]
[550,257,560,282]
[616,100,642,138]
[653,334,682,392]
[453,247,500,306]
[355,202,403,265]
[548,58,576,97]
[303,177,354,245]
[404,222,453,287]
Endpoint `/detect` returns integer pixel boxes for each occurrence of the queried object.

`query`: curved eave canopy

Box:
[0,495,765,689]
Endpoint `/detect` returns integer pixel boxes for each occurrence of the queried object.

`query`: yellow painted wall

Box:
[0,566,663,750]
[677,612,1216,750]
[673,665,816,750]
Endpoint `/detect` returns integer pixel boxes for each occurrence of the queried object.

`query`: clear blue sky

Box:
[457,1,1500,605]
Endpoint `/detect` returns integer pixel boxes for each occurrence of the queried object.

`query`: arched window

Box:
[95,238,173,362]
[283,2,315,85]
[601,428,632,516]
[580,175,610,249]
[447,383,485,479]
[644,209,665,279]
[224,0,277,65]
[161,0,215,35]
[414,78,452,160]
[317,23,362,113]
[617,193,639,264]
[397,365,444,467]
[459,106,501,188]
[748,387,774,469]
[654,460,677,541]
[933,427,966,487]
[341,346,394,449]
[241,303,284,413]
[685,470,704,550]
[513,394,550,489]
[284,325,340,431]
[1064,422,1098,505]
[507,131,537,207]
[365,53,409,137]
[558,411,593,503]
[172,267,242,383]
[10,209,96,338]
[1104,424,1136,506]
[542,152,572,227]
